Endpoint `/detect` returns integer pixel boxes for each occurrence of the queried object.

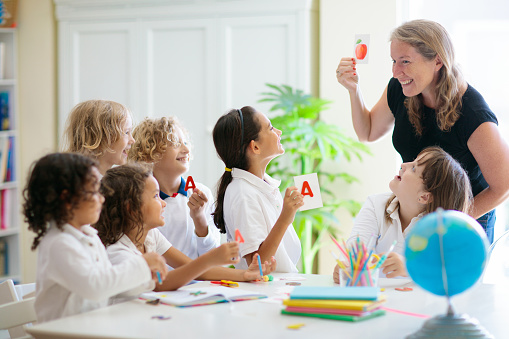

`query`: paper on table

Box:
[140,286,266,307]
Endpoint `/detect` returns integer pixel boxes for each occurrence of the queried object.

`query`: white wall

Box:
[18,0,57,283]
[14,0,417,279]
[317,0,405,274]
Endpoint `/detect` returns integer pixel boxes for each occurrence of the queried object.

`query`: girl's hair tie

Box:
[225,167,232,172]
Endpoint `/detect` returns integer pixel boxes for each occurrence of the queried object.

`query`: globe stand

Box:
[406,297,493,338]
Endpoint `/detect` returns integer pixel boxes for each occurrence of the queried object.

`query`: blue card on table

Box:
[289,286,379,301]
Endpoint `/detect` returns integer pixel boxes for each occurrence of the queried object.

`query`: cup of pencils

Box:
[330,234,383,287]
[339,264,379,287]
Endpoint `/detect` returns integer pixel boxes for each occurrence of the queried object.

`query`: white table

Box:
[27,274,508,339]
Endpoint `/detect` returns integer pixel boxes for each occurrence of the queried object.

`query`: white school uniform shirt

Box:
[348,192,424,256]
[224,168,301,273]
[158,178,220,259]
[107,228,172,303]
[34,222,152,323]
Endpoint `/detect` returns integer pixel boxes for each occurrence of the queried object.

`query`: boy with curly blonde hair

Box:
[129,116,220,259]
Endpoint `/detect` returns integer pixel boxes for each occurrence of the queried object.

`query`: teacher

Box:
[336,19,509,243]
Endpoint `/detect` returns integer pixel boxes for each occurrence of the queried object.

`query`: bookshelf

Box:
[0,27,19,283]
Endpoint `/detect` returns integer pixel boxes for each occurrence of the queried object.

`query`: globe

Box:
[405,209,489,297]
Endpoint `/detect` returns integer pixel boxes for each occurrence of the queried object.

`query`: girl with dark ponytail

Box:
[213,106,304,273]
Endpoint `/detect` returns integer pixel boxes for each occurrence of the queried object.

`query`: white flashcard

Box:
[353,34,370,64]
[293,173,323,211]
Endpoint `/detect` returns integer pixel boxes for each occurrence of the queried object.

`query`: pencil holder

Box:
[339,267,379,287]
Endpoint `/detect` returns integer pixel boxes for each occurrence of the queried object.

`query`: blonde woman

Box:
[62,100,135,176]
[335,19,509,242]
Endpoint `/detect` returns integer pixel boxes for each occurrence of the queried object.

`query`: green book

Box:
[281,308,386,322]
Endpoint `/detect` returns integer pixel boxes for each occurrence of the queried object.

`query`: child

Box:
[95,163,276,294]
[128,116,220,259]
[213,106,304,273]
[62,100,135,176]
[23,153,168,323]
[333,146,472,283]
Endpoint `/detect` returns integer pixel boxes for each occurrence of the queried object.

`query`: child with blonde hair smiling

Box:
[62,100,135,176]
[128,116,220,259]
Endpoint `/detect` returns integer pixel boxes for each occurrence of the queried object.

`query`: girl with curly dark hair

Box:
[95,163,276,294]
[23,152,167,323]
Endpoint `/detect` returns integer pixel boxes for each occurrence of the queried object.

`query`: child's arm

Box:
[142,252,169,283]
[188,186,221,255]
[155,242,240,291]
[49,236,156,302]
[187,187,209,237]
[244,186,303,265]
[347,195,382,246]
[196,253,277,282]
[380,252,408,278]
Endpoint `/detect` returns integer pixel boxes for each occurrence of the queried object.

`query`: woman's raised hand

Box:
[336,57,358,92]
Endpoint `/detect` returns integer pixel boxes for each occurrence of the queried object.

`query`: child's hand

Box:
[187,188,209,236]
[279,186,304,226]
[206,242,240,266]
[142,252,169,283]
[333,264,340,284]
[380,252,408,278]
[188,188,207,219]
[242,254,277,281]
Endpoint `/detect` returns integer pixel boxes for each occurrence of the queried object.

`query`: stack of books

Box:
[282,286,386,322]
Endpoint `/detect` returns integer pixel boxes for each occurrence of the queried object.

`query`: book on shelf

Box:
[0,41,4,79]
[0,92,9,130]
[4,136,13,181]
[140,286,267,307]
[0,0,18,28]
[1,188,12,229]
[0,238,7,276]
[0,136,10,182]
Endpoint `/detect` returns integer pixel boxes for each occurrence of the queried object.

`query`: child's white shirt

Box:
[224,168,301,273]
[348,192,424,256]
[107,228,172,303]
[159,180,220,259]
[35,222,152,323]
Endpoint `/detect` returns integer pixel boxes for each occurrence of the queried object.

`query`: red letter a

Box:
[185,176,196,191]
[301,181,313,197]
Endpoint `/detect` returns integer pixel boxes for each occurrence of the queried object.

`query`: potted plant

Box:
[259,84,371,273]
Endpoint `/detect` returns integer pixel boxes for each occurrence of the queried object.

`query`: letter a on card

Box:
[301,181,314,197]
[184,176,196,191]
[235,229,245,243]
[293,173,323,211]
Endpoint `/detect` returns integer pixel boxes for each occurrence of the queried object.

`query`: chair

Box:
[0,298,36,337]
[0,280,36,339]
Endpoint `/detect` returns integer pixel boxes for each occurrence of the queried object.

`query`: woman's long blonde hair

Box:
[391,20,466,136]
